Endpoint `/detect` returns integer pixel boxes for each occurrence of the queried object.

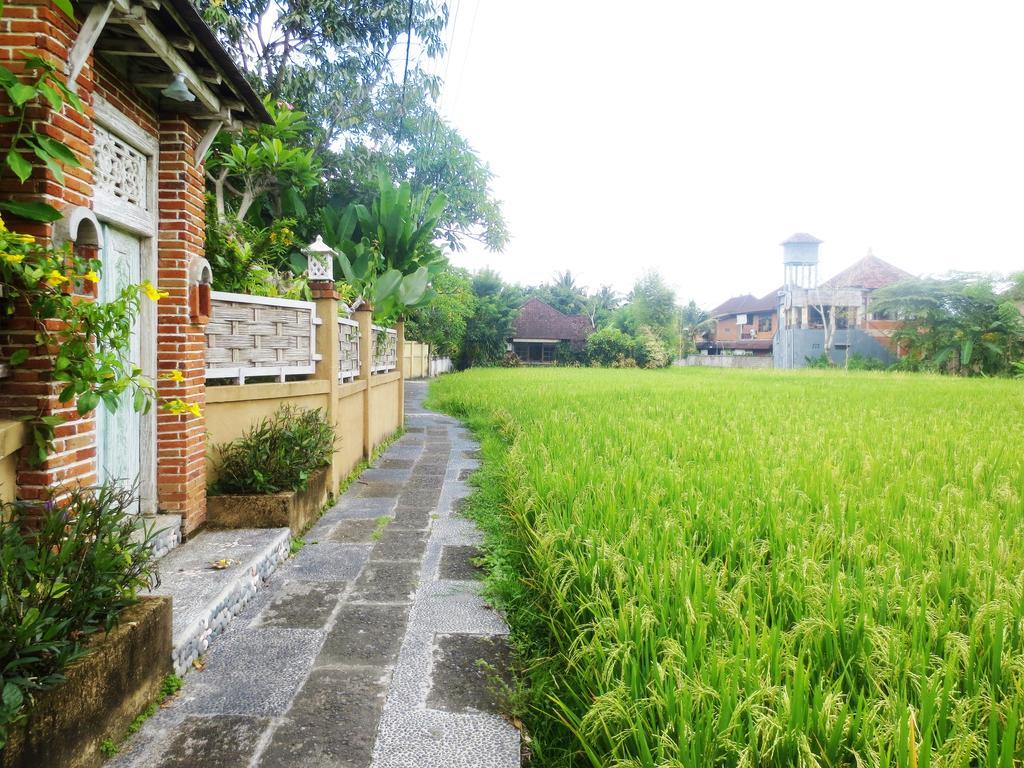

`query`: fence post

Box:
[310,280,341,497]
[356,303,373,459]
[396,319,406,430]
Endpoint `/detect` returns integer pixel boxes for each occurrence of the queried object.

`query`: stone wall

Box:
[678,355,774,369]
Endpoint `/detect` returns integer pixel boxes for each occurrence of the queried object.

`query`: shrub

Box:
[846,353,888,371]
[211,405,335,494]
[0,485,157,748]
[633,325,670,368]
[585,326,634,366]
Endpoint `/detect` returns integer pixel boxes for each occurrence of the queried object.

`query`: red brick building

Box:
[0,0,269,533]
[697,292,779,356]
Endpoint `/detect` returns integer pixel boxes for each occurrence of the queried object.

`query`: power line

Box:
[448,0,479,117]
[397,0,415,145]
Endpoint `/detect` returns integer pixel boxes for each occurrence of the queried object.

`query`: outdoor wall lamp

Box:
[161,73,196,103]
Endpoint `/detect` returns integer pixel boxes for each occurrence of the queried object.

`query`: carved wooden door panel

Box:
[96,225,142,512]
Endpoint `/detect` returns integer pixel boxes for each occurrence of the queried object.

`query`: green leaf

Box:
[31,144,64,184]
[5,82,36,106]
[50,0,75,20]
[76,390,100,415]
[373,269,402,304]
[2,682,23,710]
[0,200,62,222]
[6,149,32,182]
[397,267,429,306]
[960,338,974,366]
[8,348,29,366]
[37,137,80,167]
[0,65,15,87]
[36,82,62,111]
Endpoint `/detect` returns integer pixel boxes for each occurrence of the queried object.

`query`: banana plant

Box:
[321,170,447,320]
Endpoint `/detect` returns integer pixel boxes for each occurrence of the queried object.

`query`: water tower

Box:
[781,232,821,289]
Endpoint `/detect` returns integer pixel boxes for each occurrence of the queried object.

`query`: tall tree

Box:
[404,266,476,358]
[587,285,621,329]
[679,299,712,357]
[872,274,1024,375]
[198,1,508,252]
[459,269,521,368]
[617,271,679,352]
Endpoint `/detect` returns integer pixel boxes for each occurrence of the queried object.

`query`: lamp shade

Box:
[161,73,195,103]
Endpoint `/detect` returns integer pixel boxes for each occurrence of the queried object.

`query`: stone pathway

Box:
[110,381,519,768]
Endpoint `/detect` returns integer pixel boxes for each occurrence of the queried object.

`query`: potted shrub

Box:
[0,485,170,768]
[207,405,335,532]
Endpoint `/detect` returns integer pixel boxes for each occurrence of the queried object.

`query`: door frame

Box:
[92,96,159,516]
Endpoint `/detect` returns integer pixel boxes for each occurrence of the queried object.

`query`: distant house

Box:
[509,298,593,364]
[774,236,912,368]
[693,234,913,369]
[698,292,779,356]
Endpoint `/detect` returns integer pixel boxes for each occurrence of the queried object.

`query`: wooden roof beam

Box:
[119,7,222,114]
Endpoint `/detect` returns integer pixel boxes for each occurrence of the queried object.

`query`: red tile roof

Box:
[512,298,593,342]
[821,253,912,290]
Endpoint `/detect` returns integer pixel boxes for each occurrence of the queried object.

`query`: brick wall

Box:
[156,118,207,534]
[0,0,209,529]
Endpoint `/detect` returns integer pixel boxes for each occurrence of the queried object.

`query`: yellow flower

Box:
[141,280,169,301]
[0,213,6,232]
[160,369,185,382]
[46,270,69,286]
[83,270,100,283]
[162,398,201,418]
[12,233,34,244]
[2,252,25,265]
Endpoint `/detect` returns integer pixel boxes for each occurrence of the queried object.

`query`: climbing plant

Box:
[0,6,196,465]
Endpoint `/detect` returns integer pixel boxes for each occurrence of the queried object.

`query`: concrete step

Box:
[148,528,291,675]
[135,513,182,561]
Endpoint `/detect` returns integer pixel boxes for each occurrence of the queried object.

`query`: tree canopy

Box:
[871,274,1024,376]
[198,0,507,252]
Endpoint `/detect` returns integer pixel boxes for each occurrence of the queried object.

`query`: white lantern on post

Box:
[304,235,336,282]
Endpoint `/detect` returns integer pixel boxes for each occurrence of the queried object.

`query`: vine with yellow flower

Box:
[0,2,200,466]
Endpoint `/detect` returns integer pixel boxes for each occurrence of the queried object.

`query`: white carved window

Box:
[94,124,148,211]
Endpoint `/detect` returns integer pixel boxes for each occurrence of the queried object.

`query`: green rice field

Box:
[429,368,1024,768]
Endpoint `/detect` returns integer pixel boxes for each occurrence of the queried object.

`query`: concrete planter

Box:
[1,596,172,768]
[206,466,329,533]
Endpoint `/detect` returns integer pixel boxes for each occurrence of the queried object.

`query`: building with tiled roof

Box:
[820,251,913,291]
[690,235,915,369]
[698,290,781,356]
[509,298,593,364]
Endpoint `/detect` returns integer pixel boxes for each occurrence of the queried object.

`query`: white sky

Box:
[428,0,1024,308]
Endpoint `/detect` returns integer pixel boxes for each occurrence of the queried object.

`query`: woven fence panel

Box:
[206,295,315,374]
[339,317,360,380]
[371,327,398,373]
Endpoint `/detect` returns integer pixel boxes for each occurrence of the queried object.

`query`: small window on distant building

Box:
[757,315,772,332]
[542,344,556,362]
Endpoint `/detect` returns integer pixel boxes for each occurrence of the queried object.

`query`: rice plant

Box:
[430,367,1024,767]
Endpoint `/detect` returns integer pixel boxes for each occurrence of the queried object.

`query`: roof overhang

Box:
[70,0,271,128]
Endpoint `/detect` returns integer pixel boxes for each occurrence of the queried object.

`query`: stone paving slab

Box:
[111,381,517,768]
[176,627,325,716]
[260,667,389,768]
[318,604,409,666]
[286,541,370,581]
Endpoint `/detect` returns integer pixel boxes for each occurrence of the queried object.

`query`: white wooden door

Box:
[96,225,142,511]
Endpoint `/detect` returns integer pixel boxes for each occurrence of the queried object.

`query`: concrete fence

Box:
[677,355,775,369]
[402,340,454,380]
[204,288,405,499]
